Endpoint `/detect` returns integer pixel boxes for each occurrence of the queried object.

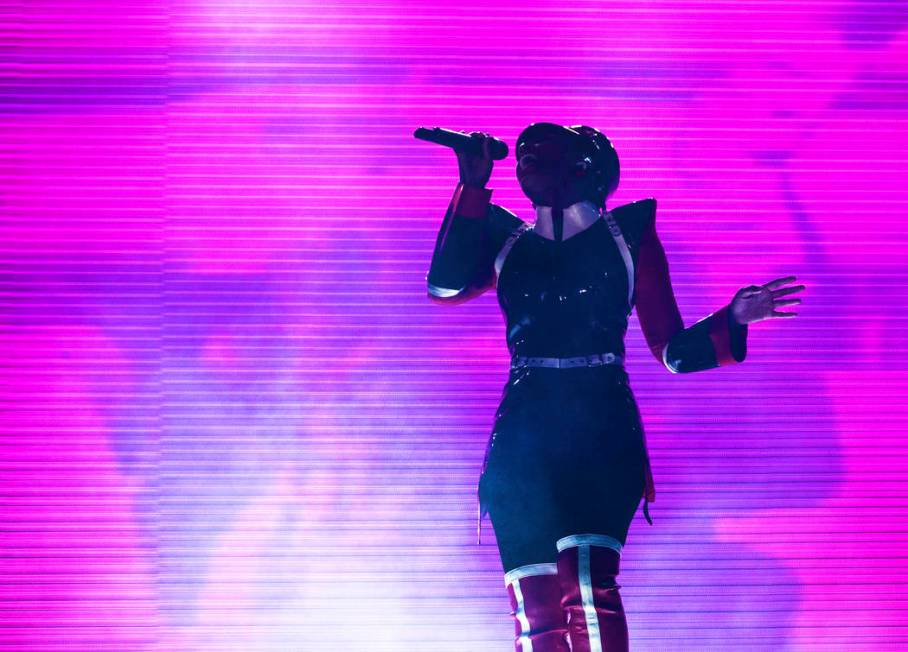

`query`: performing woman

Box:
[425,123,804,651]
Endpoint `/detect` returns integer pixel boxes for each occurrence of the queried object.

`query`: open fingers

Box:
[772,284,806,298]
[771,310,798,318]
[763,275,797,289]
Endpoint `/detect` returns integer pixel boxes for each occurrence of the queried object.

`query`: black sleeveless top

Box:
[492,200,654,360]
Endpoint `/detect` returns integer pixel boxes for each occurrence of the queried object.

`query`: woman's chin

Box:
[519,178,588,208]
[518,184,554,207]
[523,194,553,207]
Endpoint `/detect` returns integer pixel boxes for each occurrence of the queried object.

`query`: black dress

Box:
[426,182,748,573]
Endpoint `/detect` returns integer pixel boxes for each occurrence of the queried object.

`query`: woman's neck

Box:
[533,200,602,241]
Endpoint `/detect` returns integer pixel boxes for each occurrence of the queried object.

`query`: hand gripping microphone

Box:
[413,127,509,161]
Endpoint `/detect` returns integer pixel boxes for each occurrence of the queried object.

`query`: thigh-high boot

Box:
[555,534,629,652]
[504,562,571,652]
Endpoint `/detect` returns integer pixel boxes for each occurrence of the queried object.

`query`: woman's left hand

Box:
[731,275,805,325]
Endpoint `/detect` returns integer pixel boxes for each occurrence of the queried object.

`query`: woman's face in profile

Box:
[516,131,596,209]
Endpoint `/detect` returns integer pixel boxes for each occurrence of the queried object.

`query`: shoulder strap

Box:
[493,222,531,283]
[603,211,635,315]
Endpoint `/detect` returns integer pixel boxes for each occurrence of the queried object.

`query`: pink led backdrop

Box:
[1,0,907,649]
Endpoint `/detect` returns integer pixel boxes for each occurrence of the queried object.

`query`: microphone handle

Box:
[413,126,509,161]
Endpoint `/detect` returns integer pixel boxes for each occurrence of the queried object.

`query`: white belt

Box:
[511,352,624,369]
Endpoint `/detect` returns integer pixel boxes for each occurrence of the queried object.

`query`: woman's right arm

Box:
[426,131,501,305]
[426,182,496,304]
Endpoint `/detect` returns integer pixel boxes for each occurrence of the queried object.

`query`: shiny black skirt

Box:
[478,364,648,573]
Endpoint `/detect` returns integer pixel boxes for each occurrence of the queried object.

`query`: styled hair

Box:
[568,125,620,209]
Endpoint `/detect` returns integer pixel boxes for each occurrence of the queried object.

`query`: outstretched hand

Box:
[731,275,805,325]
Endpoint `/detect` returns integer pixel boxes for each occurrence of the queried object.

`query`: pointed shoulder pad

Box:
[488,203,526,240]
[610,197,656,239]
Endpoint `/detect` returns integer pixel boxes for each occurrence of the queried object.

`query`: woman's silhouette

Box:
[425,123,804,651]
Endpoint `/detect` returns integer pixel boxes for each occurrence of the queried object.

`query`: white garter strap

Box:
[556,533,623,557]
[504,562,558,587]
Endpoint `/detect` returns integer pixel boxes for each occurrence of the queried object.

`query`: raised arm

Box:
[426,131,524,305]
[426,182,496,304]
[634,204,748,373]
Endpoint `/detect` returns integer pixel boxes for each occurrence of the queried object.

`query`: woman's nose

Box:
[518,153,539,171]
[521,137,568,160]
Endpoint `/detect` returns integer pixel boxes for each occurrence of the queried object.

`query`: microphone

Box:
[413,127,509,161]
